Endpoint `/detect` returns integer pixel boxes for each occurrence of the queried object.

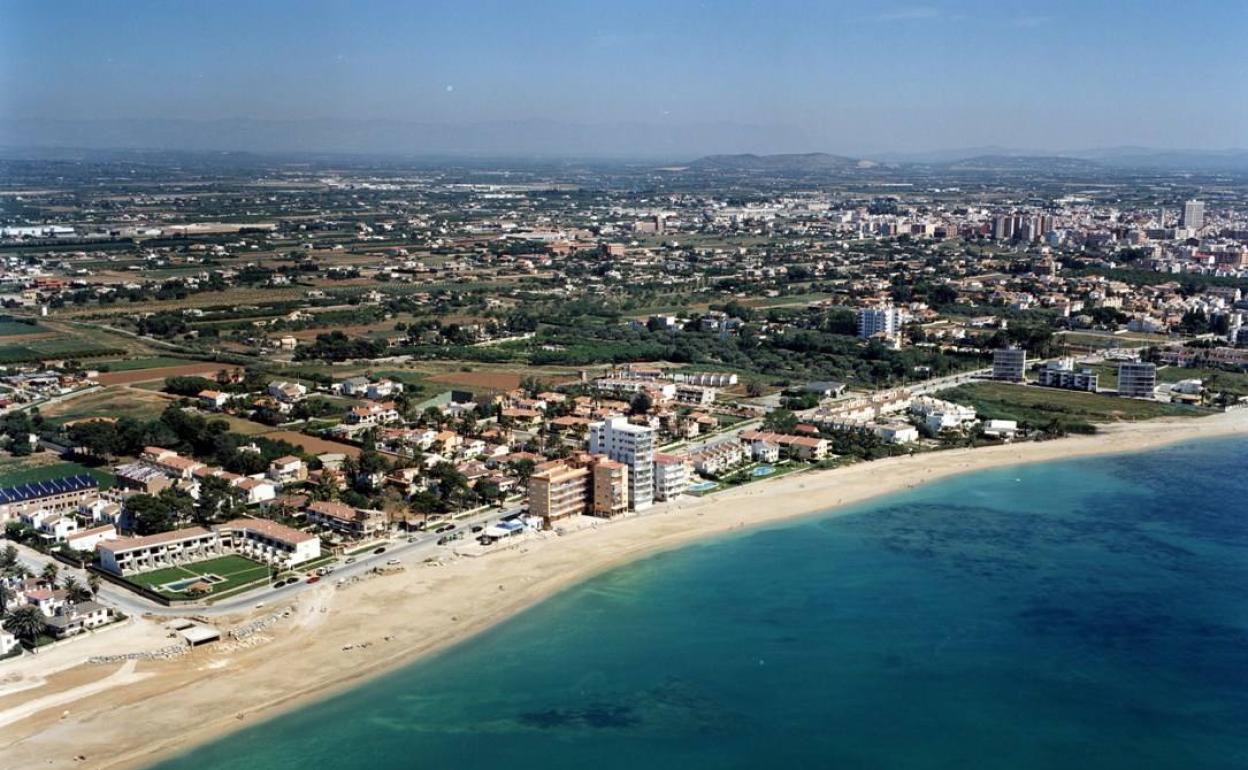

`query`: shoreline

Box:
[2,410,1245,770]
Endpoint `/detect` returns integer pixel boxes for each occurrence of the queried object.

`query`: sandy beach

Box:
[1,410,1245,770]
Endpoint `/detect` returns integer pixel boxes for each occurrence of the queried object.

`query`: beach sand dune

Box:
[1,410,1244,770]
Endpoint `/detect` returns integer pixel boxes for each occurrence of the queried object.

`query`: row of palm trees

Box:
[1,555,102,651]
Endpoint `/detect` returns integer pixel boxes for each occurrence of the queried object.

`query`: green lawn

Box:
[0,320,48,336]
[93,356,201,372]
[126,554,271,599]
[942,381,1209,434]
[0,460,113,489]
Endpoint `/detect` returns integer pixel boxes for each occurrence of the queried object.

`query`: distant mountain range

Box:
[686,152,877,173]
[2,117,1246,172]
[687,148,1248,174]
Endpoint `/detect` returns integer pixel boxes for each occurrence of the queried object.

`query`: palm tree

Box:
[87,573,101,598]
[40,562,59,586]
[63,576,91,603]
[3,605,46,647]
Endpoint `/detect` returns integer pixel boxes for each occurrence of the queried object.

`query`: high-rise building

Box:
[588,416,655,510]
[591,459,629,517]
[992,347,1028,383]
[856,306,906,342]
[1117,362,1157,399]
[1181,199,1205,230]
[527,461,591,525]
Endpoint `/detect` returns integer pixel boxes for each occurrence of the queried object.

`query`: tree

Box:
[87,572,101,598]
[0,544,17,575]
[763,408,799,434]
[0,583,13,615]
[194,475,237,526]
[629,391,653,416]
[40,562,59,586]
[67,420,120,458]
[63,576,91,603]
[745,379,765,398]
[3,605,45,646]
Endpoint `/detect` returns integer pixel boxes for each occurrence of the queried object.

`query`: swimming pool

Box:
[688,480,719,493]
[751,465,776,477]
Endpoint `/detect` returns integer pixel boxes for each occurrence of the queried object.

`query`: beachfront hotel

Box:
[1117,361,1158,399]
[96,517,320,575]
[588,416,655,510]
[528,454,633,526]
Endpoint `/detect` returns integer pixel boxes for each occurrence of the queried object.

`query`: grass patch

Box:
[125,554,271,599]
[93,356,200,372]
[943,381,1208,434]
[0,320,48,336]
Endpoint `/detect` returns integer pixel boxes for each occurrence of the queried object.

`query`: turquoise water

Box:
[153,438,1248,770]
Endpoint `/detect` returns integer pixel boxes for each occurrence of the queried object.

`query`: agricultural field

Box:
[93,356,202,372]
[263,430,361,457]
[0,320,50,336]
[41,386,174,425]
[942,381,1208,434]
[95,362,222,386]
[124,554,271,600]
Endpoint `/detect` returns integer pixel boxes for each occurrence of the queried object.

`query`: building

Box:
[1181,199,1205,230]
[992,347,1028,383]
[527,461,591,525]
[43,601,113,639]
[1118,361,1157,399]
[267,456,307,484]
[0,474,100,525]
[97,527,221,575]
[739,430,828,461]
[856,306,905,342]
[305,500,388,537]
[1036,359,1099,392]
[216,518,321,566]
[588,416,655,510]
[590,458,630,517]
[652,454,690,501]
[0,628,18,657]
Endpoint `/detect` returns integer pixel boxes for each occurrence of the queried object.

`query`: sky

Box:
[2,0,1247,156]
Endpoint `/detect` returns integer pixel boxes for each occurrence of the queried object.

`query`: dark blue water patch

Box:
[149,436,1248,770]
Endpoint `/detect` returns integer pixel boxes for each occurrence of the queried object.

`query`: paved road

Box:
[8,504,519,619]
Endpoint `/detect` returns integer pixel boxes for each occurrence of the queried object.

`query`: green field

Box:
[0,320,48,336]
[93,356,201,372]
[943,381,1208,434]
[0,460,113,489]
[0,338,124,363]
[126,554,270,599]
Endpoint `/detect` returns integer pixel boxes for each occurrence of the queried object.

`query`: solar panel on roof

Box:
[0,473,97,504]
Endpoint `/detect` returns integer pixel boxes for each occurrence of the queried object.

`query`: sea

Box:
[150,436,1248,770]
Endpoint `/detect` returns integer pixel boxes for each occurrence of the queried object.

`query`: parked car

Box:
[306,576,320,584]
[373,546,387,555]
[345,557,356,564]
[471,525,484,533]
[386,558,401,565]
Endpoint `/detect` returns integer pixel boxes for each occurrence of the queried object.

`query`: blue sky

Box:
[3,0,1246,153]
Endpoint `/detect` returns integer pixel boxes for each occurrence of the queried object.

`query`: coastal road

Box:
[7,504,520,620]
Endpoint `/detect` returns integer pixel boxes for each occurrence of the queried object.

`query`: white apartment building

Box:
[588,416,655,510]
[856,306,906,341]
[1037,359,1099,392]
[653,454,690,501]
[1118,362,1157,399]
[858,304,908,341]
